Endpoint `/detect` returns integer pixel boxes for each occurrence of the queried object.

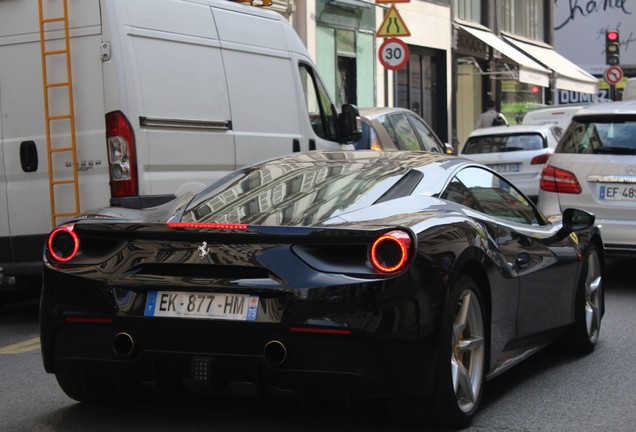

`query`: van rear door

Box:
[212,3,304,167]
[113,0,235,197]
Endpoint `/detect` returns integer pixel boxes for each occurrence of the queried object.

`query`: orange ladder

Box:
[37,0,80,228]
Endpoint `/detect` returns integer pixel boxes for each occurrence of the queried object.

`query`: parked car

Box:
[355,107,451,153]
[41,151,603,428]
[459,124,563,201]
[538,100,636,255]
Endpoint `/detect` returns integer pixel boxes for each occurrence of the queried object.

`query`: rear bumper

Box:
[40,264,442,401]
[43,317,438,401]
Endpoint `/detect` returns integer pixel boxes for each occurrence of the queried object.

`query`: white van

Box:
[624,78,636,101]
[0,0,360,293]
[521,104,588,130]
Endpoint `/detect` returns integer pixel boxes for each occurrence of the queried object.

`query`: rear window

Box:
[462,133,546,154]
[557,115,636,155]
[182,155,423,226]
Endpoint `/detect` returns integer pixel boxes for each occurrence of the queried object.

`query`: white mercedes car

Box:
[538,100,636,255]
[459,124,563,201]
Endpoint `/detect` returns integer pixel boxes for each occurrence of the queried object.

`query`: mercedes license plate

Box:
[144,291,258,321]
[599,185,636,202]
[489,163,520,173]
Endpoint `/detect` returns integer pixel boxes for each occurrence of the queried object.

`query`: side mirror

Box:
[338,104,362,144]
[544,208,595,245]
[562,208,595,232]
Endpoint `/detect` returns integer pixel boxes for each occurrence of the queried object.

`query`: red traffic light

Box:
[605,30,620,65]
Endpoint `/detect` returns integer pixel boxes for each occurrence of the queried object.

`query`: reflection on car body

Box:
[41,151,603,428]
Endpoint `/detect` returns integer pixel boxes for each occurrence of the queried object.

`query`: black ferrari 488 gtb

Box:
[40,151,604,427]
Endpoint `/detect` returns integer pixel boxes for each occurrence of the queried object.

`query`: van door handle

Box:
[20,141,38,172]
[293,138,300,152]
[309,139,316,151]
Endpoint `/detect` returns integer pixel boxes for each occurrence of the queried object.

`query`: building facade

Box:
[452,0,597,146]
[262,0,597,149]
[280,0,452,144]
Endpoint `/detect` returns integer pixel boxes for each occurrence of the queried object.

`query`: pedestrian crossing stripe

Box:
[0,337,41,354]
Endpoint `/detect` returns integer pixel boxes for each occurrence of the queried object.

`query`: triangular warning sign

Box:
[377,5,411,38]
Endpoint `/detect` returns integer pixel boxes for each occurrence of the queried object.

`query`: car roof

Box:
[466,123,558,138]
[573,100,636,116]
[358,107,415,120]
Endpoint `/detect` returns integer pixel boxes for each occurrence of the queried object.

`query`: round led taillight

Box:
[370,230,411,273]
[47,225,79,263]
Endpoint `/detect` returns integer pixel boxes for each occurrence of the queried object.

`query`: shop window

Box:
[454,0,481,23]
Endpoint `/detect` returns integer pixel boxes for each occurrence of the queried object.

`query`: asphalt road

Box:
[0,257,633,432]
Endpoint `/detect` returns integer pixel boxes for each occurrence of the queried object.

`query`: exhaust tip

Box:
[263,340,287,366]
[113,332,135,357]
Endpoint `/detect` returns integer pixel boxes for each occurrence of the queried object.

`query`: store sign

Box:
[557,90,610,104]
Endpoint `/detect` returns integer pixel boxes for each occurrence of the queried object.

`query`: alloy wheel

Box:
[451,289,485,413]
[584,251,602,343]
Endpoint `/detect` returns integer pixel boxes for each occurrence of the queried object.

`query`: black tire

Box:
[566,244,603,354]
[388,275,487,428]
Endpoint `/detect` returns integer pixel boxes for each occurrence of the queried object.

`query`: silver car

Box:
[459,124,563,201]
[354,107,450,154]
[538,100,636,254]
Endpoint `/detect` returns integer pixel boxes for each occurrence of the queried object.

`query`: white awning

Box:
[459,25,550,88]
[502,35,598,95]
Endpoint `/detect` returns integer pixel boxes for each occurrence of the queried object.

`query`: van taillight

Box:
[540,165,581,194]
[106,111,138,197]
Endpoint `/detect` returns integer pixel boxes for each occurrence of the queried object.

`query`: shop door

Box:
[396,47,448,143]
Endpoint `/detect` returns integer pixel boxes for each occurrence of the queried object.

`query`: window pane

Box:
[299,64,337,141]
[499,0,544,40]
[462,133,546,154]
[336,29,355,57]
[452,167,538,224]
[408,115,443,153]
[387,114,421,151]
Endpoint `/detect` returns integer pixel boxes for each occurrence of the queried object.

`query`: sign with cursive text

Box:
[554,0,635,75]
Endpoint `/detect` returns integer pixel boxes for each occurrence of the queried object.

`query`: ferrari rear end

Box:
[40,219,444,403]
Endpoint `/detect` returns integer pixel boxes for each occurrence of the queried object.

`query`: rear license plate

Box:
[599,185,636,201]
[489,163,520,173]
[144,291,258,321]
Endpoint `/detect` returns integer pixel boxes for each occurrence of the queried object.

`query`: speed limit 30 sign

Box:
[379,38,410,71]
